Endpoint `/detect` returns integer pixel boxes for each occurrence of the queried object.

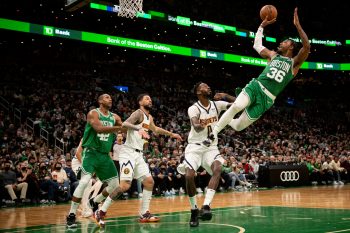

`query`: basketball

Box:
[260,5,278,20]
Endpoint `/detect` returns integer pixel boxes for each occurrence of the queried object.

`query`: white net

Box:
[118,0,144,18]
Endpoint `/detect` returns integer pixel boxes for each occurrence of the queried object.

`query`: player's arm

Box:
[292,8,311,74]
[149,115,183,141]
[188,105,205,133]
[253,17,277,60]
[87,110,122,133]
[75,139,83,163]
[113,113,127,133]
[214,93,236,103]
[122,110,150,139]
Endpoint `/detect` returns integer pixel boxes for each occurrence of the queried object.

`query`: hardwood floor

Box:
[0,185,349,230]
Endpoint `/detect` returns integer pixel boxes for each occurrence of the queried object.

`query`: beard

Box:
[144,104,152,111]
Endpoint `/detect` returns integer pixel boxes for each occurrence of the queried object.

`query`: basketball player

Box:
[184,82,233,227]
[66,94,123,228]
[92,93,182,226]
[203,8,310,146]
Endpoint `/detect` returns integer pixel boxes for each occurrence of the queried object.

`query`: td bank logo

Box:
[43,26,54,36]
[316,63,323,69]
[199,50,207,58]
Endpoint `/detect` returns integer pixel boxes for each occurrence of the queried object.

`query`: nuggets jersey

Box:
[124,110,150,150]
[187,101,227,145]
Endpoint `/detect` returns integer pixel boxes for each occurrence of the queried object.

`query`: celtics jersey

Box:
[82,108,116,153]
[257,54,294,96]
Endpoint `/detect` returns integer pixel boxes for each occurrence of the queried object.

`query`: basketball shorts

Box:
[119,146,150,181]
[242,78,274,121]
[184,143,225,175]
[81,148,118,182]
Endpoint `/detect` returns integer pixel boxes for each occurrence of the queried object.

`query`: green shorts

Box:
[242,79,274,121]
[81,148,118,182]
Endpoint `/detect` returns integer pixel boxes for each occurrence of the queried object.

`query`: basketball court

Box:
[1,185,349,232]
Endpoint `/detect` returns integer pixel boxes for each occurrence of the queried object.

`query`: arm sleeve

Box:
[253,26,266,54]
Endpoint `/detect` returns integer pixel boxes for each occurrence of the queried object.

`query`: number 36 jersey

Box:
[257,54,294,97]
[82,108,116,154]
[187,101,228,146]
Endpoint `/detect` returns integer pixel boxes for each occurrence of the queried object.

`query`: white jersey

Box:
[124,110,150,151]
[187,100,227,145]
[112,143,123,161]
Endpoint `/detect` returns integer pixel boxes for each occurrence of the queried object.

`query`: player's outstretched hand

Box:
[171,133,183,141]
[138,129,150,139]
[261,16,276,28]
[214,93,227,100]
[293,7,301,27]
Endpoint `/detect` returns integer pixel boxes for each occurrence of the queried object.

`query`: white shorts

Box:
[184,143,224,175]
[119,146,150,181]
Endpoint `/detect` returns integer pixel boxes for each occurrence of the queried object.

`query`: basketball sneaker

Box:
[66,213,77,228]
[189,208,199,227]
[139,211,160,223]
[94,210,106,228]
[88,198,99,213]
[199,205,212,220]
[202,133,215,147]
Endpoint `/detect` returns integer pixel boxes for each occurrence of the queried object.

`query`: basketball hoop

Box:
[118,0,144,19]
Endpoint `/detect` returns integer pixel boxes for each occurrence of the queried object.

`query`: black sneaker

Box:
[88,198,99,213]
[199,205,212,221]
[189,208,199,227]
[202,133,215,147]
[66,213,77,228]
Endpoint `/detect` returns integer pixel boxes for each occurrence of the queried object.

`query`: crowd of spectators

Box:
[1,58,349,208]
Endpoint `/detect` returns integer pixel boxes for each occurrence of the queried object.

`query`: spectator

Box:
[1,160,28,205]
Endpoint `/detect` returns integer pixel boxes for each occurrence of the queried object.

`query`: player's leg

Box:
[228,110,256,131]
[199,148,225,220]
[94,149,133,227]
[184,144,202,227]
[203,91,251,146]
[66,172,92,227]
[134,154,160,223]
[88,152,119,213]
[66,148,94,228]
[213,91,250,134]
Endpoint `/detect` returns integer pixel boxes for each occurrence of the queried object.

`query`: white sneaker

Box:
[333,181,338,185]
[138,193,143,198]
[338,181,344,185]
[246,182,252,187]
[170,189,176,195]
[177,163,186,175]
[164,191,171,196]
[196,188,203,193]
[179,187,185,194]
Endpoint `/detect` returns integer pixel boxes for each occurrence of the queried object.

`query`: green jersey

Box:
[257,54,294,96]
[82,108,116,153]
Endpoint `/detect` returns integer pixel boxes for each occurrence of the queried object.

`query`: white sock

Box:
[189,196,197,209]
[69,201,80,215]
[101,196,113,212]
[93,193,106,203]
[203,189,216,206]
[140,189,153,215]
